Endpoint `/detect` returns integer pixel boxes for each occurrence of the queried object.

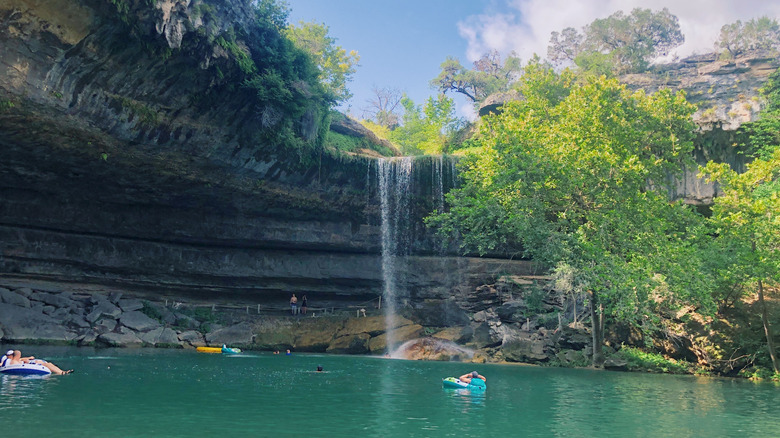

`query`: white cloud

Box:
[458,0,780,63]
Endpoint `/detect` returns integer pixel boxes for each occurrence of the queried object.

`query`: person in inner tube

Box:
[14,350,72,375]
[459,371,486,384]
[1,350,14,367]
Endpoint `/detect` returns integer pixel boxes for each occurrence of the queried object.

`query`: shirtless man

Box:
[459,371,486,384]
[14,350,72,375]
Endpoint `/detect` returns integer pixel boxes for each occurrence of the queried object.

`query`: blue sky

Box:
[287,0,492,118]
[287,0,780,120]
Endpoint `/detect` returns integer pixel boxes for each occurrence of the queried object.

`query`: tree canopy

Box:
[548,8,684,74]
[430,50,522,103]
[715,16,780,59]
[428,63,706,365]
[700,68,780,374]
[386,94,464,155]
[283,21,360,103]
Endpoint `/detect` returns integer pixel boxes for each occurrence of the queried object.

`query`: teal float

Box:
[442,377,486,391]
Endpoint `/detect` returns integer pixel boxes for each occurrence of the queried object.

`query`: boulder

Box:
[77,330,99,345]
[178,330,206,347]
[107,291,123,304]
[326,333,371,354]
[471,322,502,348]
[98,331,143,347]
[393,337,475,361]
[339,315,411,337]
[496,300,526,322]
[293,318,344,352]
[432,326,473,344]
[604,357,629,371]
[0,303,78,342]
[14,287,34,298]
[118,299,144,312]
[64,314,91,329]
[87,300,122,322]
[138,327,180,346]
[205,322,254,346]
[0,288,31,307]
[173,313,200,330]
[119,311,162,332]
[556,349,587,366]
[30,291,77,309]
[501,330,549,363]
[96,318,118,333]
[367,324,424,353]
[253,319,296,350]
[556,327,591,350]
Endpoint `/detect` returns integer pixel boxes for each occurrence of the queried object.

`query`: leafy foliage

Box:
[283,21,360,103]
[387,95,464,155]
[430,50,522,103]
[428,62,710,365]
[618,347,692,374]
[715,16,780,59]
[548,8,684,74]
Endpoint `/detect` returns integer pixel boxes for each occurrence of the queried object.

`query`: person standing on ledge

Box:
[459,371,486,384]
[290,293,298,315]
[301,295,308,315]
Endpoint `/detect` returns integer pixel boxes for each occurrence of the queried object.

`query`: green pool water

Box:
[1,346,778,437]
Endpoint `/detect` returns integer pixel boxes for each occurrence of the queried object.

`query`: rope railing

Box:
[162,296,383,317]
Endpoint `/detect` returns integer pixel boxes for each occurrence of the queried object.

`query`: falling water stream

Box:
[377,157,413,351]
[377,156,456,353]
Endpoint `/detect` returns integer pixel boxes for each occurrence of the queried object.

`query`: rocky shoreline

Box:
[0,279,612,369]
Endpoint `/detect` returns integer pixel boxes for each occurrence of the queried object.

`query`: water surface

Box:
[1,346,778,437]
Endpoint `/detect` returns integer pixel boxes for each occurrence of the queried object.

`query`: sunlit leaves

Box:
[431,63,704,331]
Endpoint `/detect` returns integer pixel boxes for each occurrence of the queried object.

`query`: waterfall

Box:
[377,155,458,353]
[378,157,413,352]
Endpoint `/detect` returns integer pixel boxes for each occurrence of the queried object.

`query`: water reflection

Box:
[0,374,57,410]
[442,387,486,408]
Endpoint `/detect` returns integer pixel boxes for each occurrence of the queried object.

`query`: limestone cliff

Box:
[0,0,376,300]
[0,0,522,307]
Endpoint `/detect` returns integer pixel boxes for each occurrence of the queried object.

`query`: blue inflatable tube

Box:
[0,363,52,376]
[442,377,486,391]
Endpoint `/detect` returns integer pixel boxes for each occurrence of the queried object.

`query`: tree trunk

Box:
[757,279,779,374]
[589,290,605,367]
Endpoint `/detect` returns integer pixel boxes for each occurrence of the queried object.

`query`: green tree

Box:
[430,50,522,103]
[429,64,704,366]
[700,69,780,374]
[284,21,360,103]
[701,148,780,374]
[548,8,684,74]
[715,16,780,59]
[389,94,463,155]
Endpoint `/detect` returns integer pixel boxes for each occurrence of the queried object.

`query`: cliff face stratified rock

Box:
[0,0,529,307]
[0,0,376,300]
